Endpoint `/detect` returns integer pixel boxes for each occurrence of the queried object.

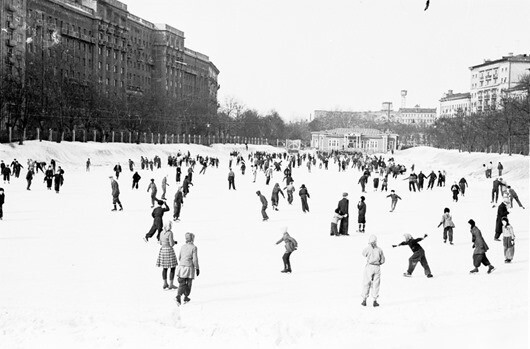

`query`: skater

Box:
[386,190,401,212]
[256,190,269,221]
[358,174,368,193]
[357,196,366,233]
[0,188,4,220]
[182,175,193,197]
[337,193,349,235]
[361,235,385,307]
[173,186,184,221]
[491,178,504,204]
[144,199,170,242]
[458,177,468,196]
[271,183,285,211]
[26,169,33,190]
[380,175,388,192]
[501,217,515,263]
[283,181,295,205]
[494,197,509,241]
[468,219,495,274]
[507,186,525,209]
[265,166,273,185]
[2,164,11,184]
[427,171,437,190]
[147,179,158,207]
[132,172,141,189]
[299,184,310,213]
[418,171,426,191]
[176,166,182,183]
[175,232,200,306]
[113,163,122,179]
[373,176,380,191]
[128,159,134,172]
[44,166,53,190]
[157,220,178,290]
[392,234,433,278]
[252,165,257,183]
[110,176,123,211]
[405,172,418,192]
[161,175,169,200]
[330,208,347,236]
[450,182,460,202]
[86,158,91,172]
[228,168,236,190]
[497,162,503,176]
[437,208,455,244]
[53,170,63,193]
[275,227,298,273]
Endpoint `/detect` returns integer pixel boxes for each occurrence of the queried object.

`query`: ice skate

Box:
[163,281,169,290]
[373,300,379,307]
[175,295,181,306]
[143,237,148,243]
[183,297,191,304]
[361,300,366,306]
[111,208,117,211]
[403,272,412,277]
[469,268,479,274]
[487,266,495,274]
[427,274,433,278]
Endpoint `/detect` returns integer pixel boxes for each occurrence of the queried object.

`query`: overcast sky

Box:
[125,0,530,121]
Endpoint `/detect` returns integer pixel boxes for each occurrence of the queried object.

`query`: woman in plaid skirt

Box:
[157,221,178,290]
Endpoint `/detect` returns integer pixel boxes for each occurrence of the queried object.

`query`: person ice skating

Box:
[437,208,455,244]
[373,176,380,191]
[132,171,141,189]
[157,220,178,290]
[450,182,460,202]
[228,168,236,190]
[299,184,310,213]
[175,232,199,306]
[113,163,122,179]
[275,227,298,273]
[491,178,504,204]
[418,171,426,191]
[386,190,401,212]
[128,159,134,172]
[330,208,347,236]
[86,158,91,172]
[393,233,433,278]
[265,166,273,185]
[380,175,388,192]
[337,193,349,235]
[357,196,366,233]
[144,199,170,242]
[494,197,509,241]
[26,169,33,190]
[173,186,184,221]
[271,183,285,211]
[176,166,182,183]
[404,172,418,192]
[458,177,468,196]
[0,188,4,220]
[283,181,295,205]
[252,165,257,183]
[507,186,525,209]
[468,219,495,274]
[501,217,515,263]
[147,179,158,207]
[44,166,53,190]
[161,176,169,200]
[358,174,368,193]
[53,170,63,193]
[497,162,503,176]
[110,176,123,211]
[257,190,269,221]
[2,164,11,184]
[361,235,385,307]
[182,175,193,197]
[427,171,437,190]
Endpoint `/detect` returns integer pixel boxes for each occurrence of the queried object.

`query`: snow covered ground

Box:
[0,141,528,349]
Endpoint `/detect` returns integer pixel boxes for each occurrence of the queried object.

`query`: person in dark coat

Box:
[26,169,33,190]
[182,175,193,197]
[271,183,285,211]
[357,196,366,232]
[113,163,122,179]
[53,171,63,193]
[497,162,503,176]
[228,168,236,190]
[110,176,123,211]
[494,198,509,241]
[358,175,368,193]
[176,166,182,183]
[132,172,141,189]
[44,166,54,190]
[393,233,433,278]
[417,171,426,191]
[507,186,525,209]
[276,227,298,273]
[337,193,349,235]
[458,177,468,196]
[491,178,503,204]
[144,199,170,242]
[468,219,495,274]
[299,184,310,213]
[173,186,184,221]
[257,190,269,221]
[427,171,437,190]
[0,187,4,220]
[450,182,460,202]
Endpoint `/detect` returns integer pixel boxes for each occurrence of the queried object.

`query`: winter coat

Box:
[362,245,385,265]
[271,185,285,201]
[151,203,170,228]
[147,182,157,196]
[174,191,184,205]
[357,201,366,222]
[177,242,199,279]
[439,213,455,228]
[495,203,509,234]
[398,237,424,252]
[259,194,268,207]
[276,233,298,253]
[299,188,310,198]
[0,193,4,205]
[133,172,141,182]
[386,194,401,202]
[471,226,489,255]
[337,198,349,215]
[111,179,120,197]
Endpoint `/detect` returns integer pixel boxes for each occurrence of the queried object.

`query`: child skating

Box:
[393,234,433,278]
[275,227,298,273]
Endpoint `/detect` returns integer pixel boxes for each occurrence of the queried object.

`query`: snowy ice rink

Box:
[0,141,528,348]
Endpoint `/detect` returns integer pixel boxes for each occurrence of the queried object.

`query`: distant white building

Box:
[311,128,398,153]
[439,90,471,117]
[469,53,530,113]
[396,106,437,125]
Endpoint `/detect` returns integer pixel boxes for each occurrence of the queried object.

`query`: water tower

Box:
[401,90,407,108]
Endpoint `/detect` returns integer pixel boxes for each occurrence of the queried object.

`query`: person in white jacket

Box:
[361,235,385,307]
[437,207,455,244]
[175,232,200,305]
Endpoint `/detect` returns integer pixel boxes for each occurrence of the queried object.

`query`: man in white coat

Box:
[361,234,385,307]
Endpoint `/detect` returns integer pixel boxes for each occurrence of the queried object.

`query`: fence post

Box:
[83,130,86,142]
[112,131,115,143]
[93,130,96,142]
[36,128,40,141]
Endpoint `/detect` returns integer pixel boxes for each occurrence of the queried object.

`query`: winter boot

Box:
[175,295,181,306]
[373,300,379,307]
[427,274,433,278]
[469,268,479,274]
[111,205,117,211]
[403,272,412,277]
[119,205,123,211]
[487,265,495,274]
[169,280,177,290]
[183,296,191,304]
[361,299,367,306]
[163,280,169,290]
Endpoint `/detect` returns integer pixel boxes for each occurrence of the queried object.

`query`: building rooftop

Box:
[440,92,471,102]
[312,128,383,136]
[469,54,530,70]
[398,108,437,113]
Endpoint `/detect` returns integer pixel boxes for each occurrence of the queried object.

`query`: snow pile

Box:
[0,143,527,349]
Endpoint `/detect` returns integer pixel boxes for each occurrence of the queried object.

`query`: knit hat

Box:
[281,226,288,234]
[368,234,377,244]
[403,233,412,241]
[342,192,348,197]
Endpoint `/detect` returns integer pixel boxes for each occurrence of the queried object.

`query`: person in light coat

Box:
[361,235,385,307]
[275,227,298,273]
[157,221,178,290]
[501,217,515,263]
[175,232,200,305]
[437,207,455,244]
[110,176,123,211]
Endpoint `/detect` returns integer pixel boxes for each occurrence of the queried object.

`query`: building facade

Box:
[439,90,471,118]
[396,107,437,125]
[1,0,219,107]
[311,128,398,153]
[469,53,530,113]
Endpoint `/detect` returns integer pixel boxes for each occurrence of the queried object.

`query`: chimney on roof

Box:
[484,59,491,63]
[448,89,453,95]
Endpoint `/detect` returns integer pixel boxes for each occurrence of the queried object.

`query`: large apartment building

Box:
[439,90,471,118]
[469,53,530,113]
[1,0,219,106]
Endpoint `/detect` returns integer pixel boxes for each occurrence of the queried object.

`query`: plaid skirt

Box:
[156,246,177,268]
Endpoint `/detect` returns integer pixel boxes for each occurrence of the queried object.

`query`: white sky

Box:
[124,0,530,120]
